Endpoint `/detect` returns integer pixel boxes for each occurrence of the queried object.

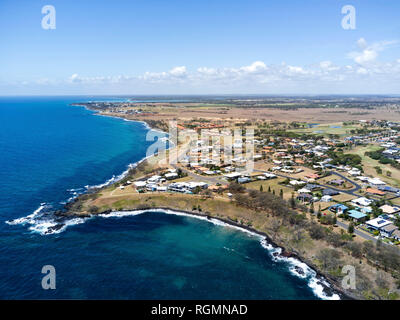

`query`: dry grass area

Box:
[101,106,400,125]
[245,179,293,200]
[348,145,400,187]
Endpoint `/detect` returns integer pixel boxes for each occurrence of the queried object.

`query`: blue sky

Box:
[1,0,399,95]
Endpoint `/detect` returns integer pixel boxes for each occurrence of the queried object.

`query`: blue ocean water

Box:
[0,97,336,299]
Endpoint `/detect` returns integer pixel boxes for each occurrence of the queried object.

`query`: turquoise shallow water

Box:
[0,97,336,299]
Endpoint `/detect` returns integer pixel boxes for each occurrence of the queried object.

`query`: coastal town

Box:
[122,120,400,245]
[65,99,400,300]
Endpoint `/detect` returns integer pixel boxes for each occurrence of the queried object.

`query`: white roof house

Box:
[320,195,332,202]
[290,180,306,186]
[348,169,361,176]
[134,181,147,187]
[368,178,386,186]
[147,175,162,183]
[351,197,373,207]
[165,172,178,179]
[366,217,393,230]
[224,172,242,179]
[379,204,400,215]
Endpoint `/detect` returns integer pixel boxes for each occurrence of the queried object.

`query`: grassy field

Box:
[347,144,400,187]
[245,179,293,200]
[288,122,361,137]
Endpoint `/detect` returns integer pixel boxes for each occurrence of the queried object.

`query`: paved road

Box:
[254,169,362,196]
[171,163,228,186]
[335,219,378,242]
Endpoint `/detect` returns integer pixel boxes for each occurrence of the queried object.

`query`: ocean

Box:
[0,96,338,299]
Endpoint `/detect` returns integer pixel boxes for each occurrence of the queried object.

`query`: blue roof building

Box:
[329,204,348,213]
[348,210,367,221]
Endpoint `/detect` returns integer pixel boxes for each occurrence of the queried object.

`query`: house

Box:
[366,188,386,196]
[238,177,251,184]
[297,193,313,202]
[297,188,311,194]
[378,185,400,193]
[366,217,393,231]
[351,197,373,207]
[380,224,398,238]
[379,204,400,215]
[305,184,321,191]
[329,204,349,214]
[290,180,305,186]
[165,172,179,180]
[348,168,361,176]
[329,179,345,186]
[368,178,386,187]
[146,184,158,191]
[264,173,277,179]
[348,210,368,222]
[323,188,340,196]
[305,173,320,180]
[134,181,147,188]
[147,175,162,183]
[320,195,332,202]
[392,229,400,241]
[224,172,242,180]
[360,206,373,215]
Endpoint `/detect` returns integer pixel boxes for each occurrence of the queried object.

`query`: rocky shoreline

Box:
[61,205,356,300]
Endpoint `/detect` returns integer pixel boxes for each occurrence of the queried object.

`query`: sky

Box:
[0,0,399,95]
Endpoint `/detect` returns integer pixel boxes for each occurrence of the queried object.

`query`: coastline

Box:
[7,101,360,299]
[70,102,169,192]
[65,101,357,300]
[63,206,352,300]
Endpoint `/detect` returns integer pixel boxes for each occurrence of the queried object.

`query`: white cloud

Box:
[239,61,267,73]
[349,38,398,65]
[54,38,399,94]
[169,66,187,76]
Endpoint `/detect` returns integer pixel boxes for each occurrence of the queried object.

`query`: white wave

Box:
[5,204,47,226]
[260,239,340,300]
[85,155,151,190]
[6,204,342,298]
[100,208,340,300]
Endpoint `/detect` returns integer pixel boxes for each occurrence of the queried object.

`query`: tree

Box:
[309,223,326,240]
[309,202,315,214]
[228,182,245,194]
[290,192,296,209]
[268,186,271,193]
[88,206,99,214]
[348,222,354,234]
[259,185,263,192]
[177,168,183,177]
[317,248,342,271]
[272,189,276,195]
[279,189,283,198]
